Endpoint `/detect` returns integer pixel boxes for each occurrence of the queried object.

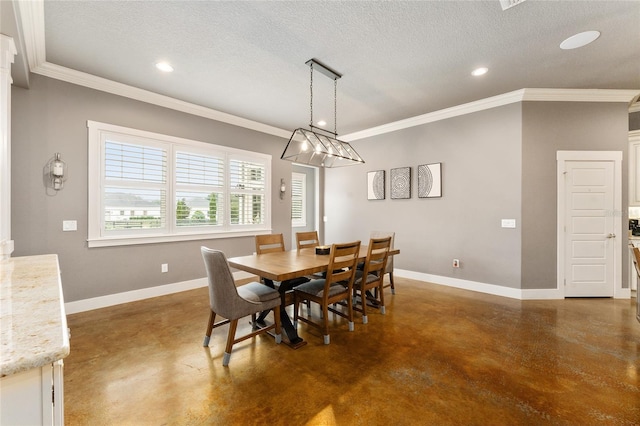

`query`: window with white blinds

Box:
[291,172,306,227]
[88,121,271,247]
[175,151,225,228]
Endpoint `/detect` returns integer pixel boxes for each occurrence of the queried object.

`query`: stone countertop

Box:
[1,254,70,377]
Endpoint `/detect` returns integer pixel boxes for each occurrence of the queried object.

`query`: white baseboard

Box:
[64,271,257,314]
[615,288,631,299]
[520,288,564,300]
[71,268,615,315]
[394,269,563,300]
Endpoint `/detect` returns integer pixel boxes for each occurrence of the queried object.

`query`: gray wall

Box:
[11,75,632,301]
[325,103,523,288]
[11,75,292,302]
[325,101,629,291]
[521,102,630,290]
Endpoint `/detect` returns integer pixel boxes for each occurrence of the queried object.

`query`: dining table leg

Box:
[257,278,307,349]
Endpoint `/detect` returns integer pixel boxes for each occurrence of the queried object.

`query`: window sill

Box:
[88,229,272,248]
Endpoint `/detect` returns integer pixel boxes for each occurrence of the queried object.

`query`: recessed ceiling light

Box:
[560,30,600,50]
[471,67,488,77]
[155,62,174,72]
[317,120,327,127]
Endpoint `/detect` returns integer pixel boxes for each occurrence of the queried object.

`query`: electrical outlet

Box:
[501,219,516,228]
[453,259,460,268]
[161,263,168,273]
[62,220,77,231]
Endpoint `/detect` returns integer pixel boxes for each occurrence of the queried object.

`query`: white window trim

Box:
[291,172,307,228]
[87,120,272,247]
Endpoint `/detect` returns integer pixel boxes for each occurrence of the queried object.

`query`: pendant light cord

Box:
[334,78,337,137]
[309,63,314,128]
[307,60,338,137]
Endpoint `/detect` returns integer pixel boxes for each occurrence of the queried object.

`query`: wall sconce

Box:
[47,153,67,191]
[280,178,286,200]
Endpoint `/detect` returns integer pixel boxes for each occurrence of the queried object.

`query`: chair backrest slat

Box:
[256,233,286,254]
[296,231,320,249]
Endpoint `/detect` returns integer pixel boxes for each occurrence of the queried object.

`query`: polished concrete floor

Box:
[65,278,640,425]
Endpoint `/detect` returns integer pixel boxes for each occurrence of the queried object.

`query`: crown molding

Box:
[521,88,640,103]
[342,90,526,141]
[15,0,290,139]
[0,35,17,69]
[343,88,640,141]
[14,0,46,71]
[33,62,291,138]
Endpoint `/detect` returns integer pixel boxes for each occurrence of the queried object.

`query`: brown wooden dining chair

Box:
[255,233,287,255]
[254,234,309,320]
[296,230,327,280]
[353,236,392,324]
[201,247,282,366]
[293,240,361,344]
[296,231,320,249]
[371,231,396,294]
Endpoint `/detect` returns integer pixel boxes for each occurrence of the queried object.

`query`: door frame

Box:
[557,150,627,299]
[290,163,320,247]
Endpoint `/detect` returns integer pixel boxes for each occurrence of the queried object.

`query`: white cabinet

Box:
[629,131,640,206]
[1,255,69,425]
[0,361,64,425]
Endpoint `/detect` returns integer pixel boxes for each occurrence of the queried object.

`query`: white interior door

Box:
[563,160,615,297]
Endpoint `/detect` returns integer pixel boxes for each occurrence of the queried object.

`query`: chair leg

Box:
[389,272,395,294]
[322,303,330,344]
[360,285,368,324]
[273,305,282,344]
[203,310,216,346]
[347,291,355,332]
[223,319,238,366]
[378,281,386,315]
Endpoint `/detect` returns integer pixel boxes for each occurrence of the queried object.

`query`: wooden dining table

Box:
[227,245,399,348]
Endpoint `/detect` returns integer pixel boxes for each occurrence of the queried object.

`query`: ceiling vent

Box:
[500,0,526,11]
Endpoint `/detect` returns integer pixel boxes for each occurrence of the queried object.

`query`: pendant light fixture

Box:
[281,59,364,167]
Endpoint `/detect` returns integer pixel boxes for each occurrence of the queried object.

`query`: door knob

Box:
[607,233,616,238]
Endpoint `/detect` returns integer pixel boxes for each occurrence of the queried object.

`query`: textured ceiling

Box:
[6,1,640,136]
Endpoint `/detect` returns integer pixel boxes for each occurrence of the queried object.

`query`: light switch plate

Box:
[63,220,77,231]
[501,219,516,228]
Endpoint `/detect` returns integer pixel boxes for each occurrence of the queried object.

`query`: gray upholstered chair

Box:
[201,247,282,366]
[353,236,392,323]
[371,231,396,293]
[293,240,361,344]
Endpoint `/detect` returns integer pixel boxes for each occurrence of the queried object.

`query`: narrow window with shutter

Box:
[229,157,266,226]
[291,172,306,227]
